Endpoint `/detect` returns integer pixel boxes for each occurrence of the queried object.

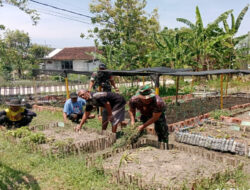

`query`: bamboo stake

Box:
[225,74,229,96]
[220,74,223,109]
[65,74,70,99]
[176,76,180,105]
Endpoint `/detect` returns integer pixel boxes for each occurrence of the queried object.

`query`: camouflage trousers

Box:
[140,113,169,144]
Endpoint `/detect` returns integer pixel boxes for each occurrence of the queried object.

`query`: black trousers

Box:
[140,113,169,143]
[0,115,33,128]
[67,113,83,123]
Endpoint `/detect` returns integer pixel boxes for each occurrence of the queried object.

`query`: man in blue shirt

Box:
[63,92,86,123]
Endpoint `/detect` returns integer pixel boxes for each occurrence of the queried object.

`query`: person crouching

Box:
[0,98,37,128]
[75,90,126,133]
[63,92,86,123]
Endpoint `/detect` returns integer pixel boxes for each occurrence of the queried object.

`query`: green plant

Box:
[113,124,143,149]
[21,132,46,144]
[210,109,230,119]
[182,85,193,94]
[118,151,138,169]
[120,85,140,101]
[6,127,46,144]
[6,127,31,138]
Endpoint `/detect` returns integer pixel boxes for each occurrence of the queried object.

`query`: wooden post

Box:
[191,75,194,93]
[33,77,38,104]
[220,74,223,109]
[225,74,229,96]
[65,72,70,99]
[142,76,145,86]
[176,76,180,104]
[155,74,160,95]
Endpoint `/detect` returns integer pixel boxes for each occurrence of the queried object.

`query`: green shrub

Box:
[21,132,46,144]
[159,85,176,97]
[6,127,31,138]
[120,85,139,101]
[6,127,46,144]
[210,109,230,119]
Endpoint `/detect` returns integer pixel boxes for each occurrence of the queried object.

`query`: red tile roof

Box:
[51,47,101,60]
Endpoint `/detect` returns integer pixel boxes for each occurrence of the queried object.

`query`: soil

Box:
[103,147,232,188]
[190,122,250,147]
[235,111,250,121]
[166,96,250,124]
[40,127,105,143]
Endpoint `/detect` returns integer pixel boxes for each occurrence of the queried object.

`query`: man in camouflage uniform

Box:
[88,63,119,93]
[88,63,119,128]
[128,85,169,143]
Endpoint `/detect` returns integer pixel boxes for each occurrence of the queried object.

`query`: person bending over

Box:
[128,85,169,144]
[76,90,126,133]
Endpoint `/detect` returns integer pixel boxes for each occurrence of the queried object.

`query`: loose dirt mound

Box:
[42,128,105,143]
[103,147,232,188]
[235,111,250,121]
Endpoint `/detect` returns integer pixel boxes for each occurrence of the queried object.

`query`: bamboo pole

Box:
[176,76,180,104]
[155,74,160,95]
[33,77,38,104]
[220,74,223,109]
[225,74,229,96]
[65,74,70,99]
[191,75,194,93]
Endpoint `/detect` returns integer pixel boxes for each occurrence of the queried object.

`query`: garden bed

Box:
[175,117,250,157]
[102,146,234,189]
[4,123,116,155]
[166,95,250,124]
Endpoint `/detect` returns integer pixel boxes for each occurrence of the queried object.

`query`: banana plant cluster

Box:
[151,5,249,71]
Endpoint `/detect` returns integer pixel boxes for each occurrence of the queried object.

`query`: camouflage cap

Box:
[136,85,155,99]
[99,63,107,70]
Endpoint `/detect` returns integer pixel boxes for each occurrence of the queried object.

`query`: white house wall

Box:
[73,60,101,71]
[45,61,61,70]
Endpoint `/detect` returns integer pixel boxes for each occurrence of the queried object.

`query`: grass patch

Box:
[195,166,250,190]
[0,133,138,190]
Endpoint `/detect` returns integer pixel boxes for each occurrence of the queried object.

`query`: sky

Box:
[0,0,249,48]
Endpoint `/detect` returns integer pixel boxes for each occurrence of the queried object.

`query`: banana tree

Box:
[151,28,191,69]
[177,6,233,70]
[222,5,249,68]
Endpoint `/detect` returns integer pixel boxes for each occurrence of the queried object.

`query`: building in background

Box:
[42,47,102,71]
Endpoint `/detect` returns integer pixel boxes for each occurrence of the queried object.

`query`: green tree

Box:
[88,0,160,70]
[151,27,193,68]
[28,43,52,64]
[3,29,31,78]
[221,4,249,68]
[0,38,13,80]
[176,6,233,70]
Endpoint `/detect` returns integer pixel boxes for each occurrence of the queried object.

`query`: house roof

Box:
[44,48,63,59]
[50,47,101,61]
